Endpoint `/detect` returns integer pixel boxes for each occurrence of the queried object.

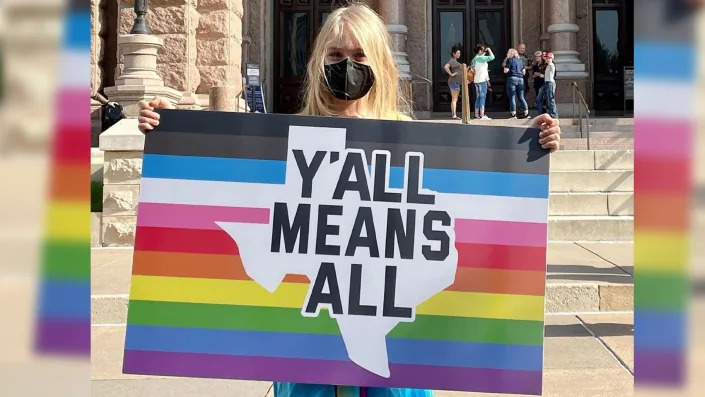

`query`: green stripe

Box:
[127,300,544,346]
[635,273,688,311]
[41,240,90,280]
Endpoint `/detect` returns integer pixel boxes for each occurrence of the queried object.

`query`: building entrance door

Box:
[432,0,511,113]
[592,0,634,115]
[273,0,345,114]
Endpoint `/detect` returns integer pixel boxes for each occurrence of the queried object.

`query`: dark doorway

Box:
[273,0,347,114]
[592,0,634,115]
[432,0,512,113]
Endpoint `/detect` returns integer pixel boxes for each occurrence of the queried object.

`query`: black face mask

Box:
[323,58,375,101]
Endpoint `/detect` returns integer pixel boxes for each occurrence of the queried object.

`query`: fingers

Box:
[534,113,559,130]
[539,125,561,153]
[148,96,174,109]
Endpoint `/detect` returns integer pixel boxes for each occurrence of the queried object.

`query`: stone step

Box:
[548,215,633,241]
[549,192,633,216]
[550,170,633,193]
[560,138,633,151]
[550,150,633,171]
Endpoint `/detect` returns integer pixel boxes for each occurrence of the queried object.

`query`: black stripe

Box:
[144,131,547,174]
[349,142,548,175]
[150,110,549,173]
[144,132,287,161]
[154,109,548,152]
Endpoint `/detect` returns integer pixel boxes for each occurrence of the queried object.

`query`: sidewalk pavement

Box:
[91,312,634,397]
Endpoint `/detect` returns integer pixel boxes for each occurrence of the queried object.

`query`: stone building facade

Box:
[92,0,633,127]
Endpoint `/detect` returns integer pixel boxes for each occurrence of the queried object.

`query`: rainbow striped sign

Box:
[123,110,550,395]
[35,0,90,355]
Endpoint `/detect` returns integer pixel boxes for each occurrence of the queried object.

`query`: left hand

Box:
[534,114,561,153]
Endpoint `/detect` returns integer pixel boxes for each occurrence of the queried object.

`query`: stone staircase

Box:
[548,149,633,241]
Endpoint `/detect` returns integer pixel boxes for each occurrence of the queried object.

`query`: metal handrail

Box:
[571,81,591,149]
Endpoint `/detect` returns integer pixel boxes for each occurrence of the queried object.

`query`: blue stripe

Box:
[388,167,548,198]
[635,42,694,80]
[142,154,287,184]
[38,280,90,319]
[125,325,543,371]
[635,309,685,351]
[64,12,91,49]
[143,154,548,198]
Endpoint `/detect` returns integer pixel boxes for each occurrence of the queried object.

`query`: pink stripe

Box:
[635,119,694,157]
[137,203,270,230]
[58,89,91,125]
[454,219,547,248]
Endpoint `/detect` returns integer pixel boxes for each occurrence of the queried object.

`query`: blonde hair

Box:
[300,3,408,120]
[507,48,519,58]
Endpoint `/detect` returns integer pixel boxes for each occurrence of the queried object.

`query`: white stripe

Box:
[139,178,548,224]
[60,50,90,87]
[635,81,695,118]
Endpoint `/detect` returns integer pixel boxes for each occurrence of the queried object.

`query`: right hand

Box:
[451,72,458,77]
[138,96,174,133]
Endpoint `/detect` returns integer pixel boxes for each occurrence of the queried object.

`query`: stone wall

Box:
[115,0,242,98]
[99,120,143,246]
[406,0,431,116]
[195,0,243,94]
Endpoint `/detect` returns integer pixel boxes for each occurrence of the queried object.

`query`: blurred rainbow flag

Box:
[34,0,90,355]
[634,0,695,386]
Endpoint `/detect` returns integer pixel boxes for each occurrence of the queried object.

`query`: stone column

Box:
[377,0,411,79]
[546,0,588,79]
[117,0,201,108]
[196,1,244,98]
[104,34,183,117]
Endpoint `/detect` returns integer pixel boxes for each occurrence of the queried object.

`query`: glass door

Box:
[592,0,634,115]
[432,0,511,113]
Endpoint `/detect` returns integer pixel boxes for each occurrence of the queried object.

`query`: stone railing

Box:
[99,119,144,246]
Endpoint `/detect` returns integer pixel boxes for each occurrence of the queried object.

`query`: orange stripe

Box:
[52,163,90,200]
[132,250,309,284]
[635,193,690,230]
[132,251,544,295]
[448,268,545,296]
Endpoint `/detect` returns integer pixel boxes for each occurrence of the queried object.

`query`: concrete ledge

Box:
[550,170,634,192]
[99,119,144,152]
[549,192,633,216]
[549,216,634,241]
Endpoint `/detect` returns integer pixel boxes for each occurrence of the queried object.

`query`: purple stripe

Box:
[635,350,684,386]
[35,318,90,356]
[123,350,542,395]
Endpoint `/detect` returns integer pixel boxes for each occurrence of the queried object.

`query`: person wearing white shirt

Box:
[536,52,558,118]
[471,44,495,120]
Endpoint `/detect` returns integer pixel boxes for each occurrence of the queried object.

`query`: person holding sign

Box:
[136,4,563,397]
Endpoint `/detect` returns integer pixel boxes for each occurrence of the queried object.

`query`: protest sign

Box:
[123,110,550,395]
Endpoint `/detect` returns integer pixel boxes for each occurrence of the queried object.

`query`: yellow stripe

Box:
[635,231,689,273]
[45,201,90,241]
[130,275,544,321]
[417,290,544,321]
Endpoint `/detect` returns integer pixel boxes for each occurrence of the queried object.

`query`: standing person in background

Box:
[444,46,463,120]
[504,48,529,119]
[531,51,545,110]
[502,43,530,90]
[471,44,495,120]
[537,52,558,118]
